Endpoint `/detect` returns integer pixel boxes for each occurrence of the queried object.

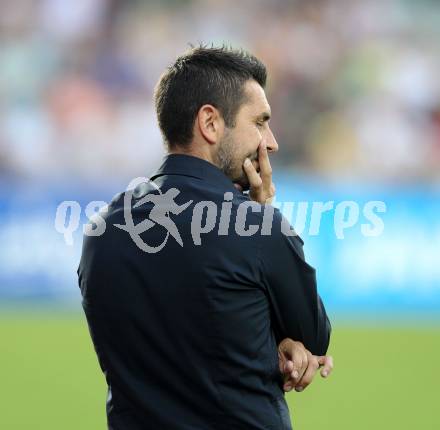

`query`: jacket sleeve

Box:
[259,210,331,356]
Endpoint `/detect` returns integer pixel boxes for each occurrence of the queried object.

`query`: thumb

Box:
[316,355,334,378]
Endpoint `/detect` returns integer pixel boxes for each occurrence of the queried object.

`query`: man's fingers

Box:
[293,355,334,393]
[244,142,276,204]
[282,359,295,392]
[278,339,310,392]
[295,354,320,392]
[269,183,276,196]
[278,340,333,393]
[283,354,306,392]
[258,141,272,184]
[243,158,262,190]
[290,349,308,383]
[317,355,334,378]
[284,360,294,375]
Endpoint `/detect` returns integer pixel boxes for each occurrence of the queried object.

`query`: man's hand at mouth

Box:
[240,141,276,204]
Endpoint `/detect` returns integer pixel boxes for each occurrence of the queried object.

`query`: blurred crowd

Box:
[1,0,440,185]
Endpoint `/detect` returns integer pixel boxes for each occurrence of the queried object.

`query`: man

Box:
[78,46,332,430]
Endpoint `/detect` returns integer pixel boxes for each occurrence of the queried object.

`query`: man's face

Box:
[216,80,278,190]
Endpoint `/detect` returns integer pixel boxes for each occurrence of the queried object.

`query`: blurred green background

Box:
[1,315,439,429]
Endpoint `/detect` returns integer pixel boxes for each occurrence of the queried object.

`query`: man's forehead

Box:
[242,80,271,116]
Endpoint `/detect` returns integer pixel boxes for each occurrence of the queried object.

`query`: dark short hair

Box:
[154,45,267,148]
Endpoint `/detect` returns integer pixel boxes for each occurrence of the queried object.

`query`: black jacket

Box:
[78,154,331,430]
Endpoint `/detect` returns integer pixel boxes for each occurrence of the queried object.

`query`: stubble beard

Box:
[216,131,253,191]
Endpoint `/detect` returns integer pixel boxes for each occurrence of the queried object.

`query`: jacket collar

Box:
[150,154,237,191]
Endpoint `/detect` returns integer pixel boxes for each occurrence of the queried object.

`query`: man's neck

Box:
[168,144,217,168]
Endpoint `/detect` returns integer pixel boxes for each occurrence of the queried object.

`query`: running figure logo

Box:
[115,177,193,253]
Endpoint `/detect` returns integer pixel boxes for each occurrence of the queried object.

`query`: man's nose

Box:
[265,128,279,153]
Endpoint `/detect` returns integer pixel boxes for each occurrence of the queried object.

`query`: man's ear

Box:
[196,104,224,145]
